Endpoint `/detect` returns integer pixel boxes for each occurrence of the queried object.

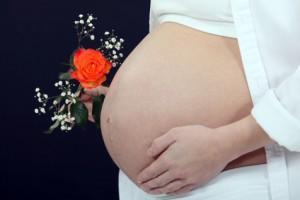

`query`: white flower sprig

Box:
[74,14,125,68]
[98,30,125,67]
[34,80,81,133]
[34,13,126,134]
[74,13,98,45]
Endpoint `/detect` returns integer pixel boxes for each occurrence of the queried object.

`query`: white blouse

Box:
[149,0,300,199]
[149,0,236,38]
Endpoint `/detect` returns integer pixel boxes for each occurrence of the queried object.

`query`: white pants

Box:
[119,164,271,200]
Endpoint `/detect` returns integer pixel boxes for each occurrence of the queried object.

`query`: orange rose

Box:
[71,48,112,89]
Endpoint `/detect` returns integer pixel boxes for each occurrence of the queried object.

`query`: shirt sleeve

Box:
[251,65,300,152]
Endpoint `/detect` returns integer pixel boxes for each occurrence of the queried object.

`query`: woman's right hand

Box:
[79,85,109,123]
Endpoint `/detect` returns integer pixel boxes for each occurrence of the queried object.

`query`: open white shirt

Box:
[149,0,300,199]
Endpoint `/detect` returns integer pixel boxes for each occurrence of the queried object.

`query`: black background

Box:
[1,0,150,199]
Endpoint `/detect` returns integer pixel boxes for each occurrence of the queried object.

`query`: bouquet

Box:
[34,13,125,133]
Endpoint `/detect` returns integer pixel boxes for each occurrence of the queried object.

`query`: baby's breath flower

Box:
[111,37,116,43]
[35,13,126,133]
[58,115,63,121]
[40,107,46,114]
[116,42,121,47]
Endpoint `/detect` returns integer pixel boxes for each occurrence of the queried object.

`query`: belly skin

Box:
[100,22,253,186]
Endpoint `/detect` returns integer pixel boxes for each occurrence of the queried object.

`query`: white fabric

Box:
[149,0,236,38]
[119,0,300,199]
[231,1,300,200]
[119,164,270,200]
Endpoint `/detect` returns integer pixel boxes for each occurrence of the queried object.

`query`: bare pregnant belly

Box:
[100,22,266,185]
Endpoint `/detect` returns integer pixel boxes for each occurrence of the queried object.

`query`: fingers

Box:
[83,101,95,122]
[80,93,92,101]
[149,180,185,195]
[147,130,177,158]
[137,154,170,184]
[84,86,108,96]
[168,184,195,196]
[84,88,100,96]
[140,170,175,191]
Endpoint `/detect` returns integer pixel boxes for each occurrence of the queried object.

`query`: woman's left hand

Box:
[136,125,236,195]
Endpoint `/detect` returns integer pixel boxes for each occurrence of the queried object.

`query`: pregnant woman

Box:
[82,0,300,199]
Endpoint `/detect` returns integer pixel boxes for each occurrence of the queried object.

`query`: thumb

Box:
[147,130,177,157]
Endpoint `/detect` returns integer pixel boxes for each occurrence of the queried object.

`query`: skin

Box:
[136,115,274,195]
[82,88,274,195]
[80,22,273,196]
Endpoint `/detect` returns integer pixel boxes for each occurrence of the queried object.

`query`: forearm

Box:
[216,114,276,162]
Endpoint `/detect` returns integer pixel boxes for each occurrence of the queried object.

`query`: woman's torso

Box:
[100,22,265,185]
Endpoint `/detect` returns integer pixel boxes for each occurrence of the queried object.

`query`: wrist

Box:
[215,114,275,162]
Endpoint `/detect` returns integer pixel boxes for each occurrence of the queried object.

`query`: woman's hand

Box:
[79,85,109,122]
[136,125,235,195]
[136,115,274,195]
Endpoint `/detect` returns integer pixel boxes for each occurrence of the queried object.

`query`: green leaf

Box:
[92,95,105,129]
[44,120,60,134]
[58,72,71,80]
[71,101,88,127]
[69,49,79,70]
